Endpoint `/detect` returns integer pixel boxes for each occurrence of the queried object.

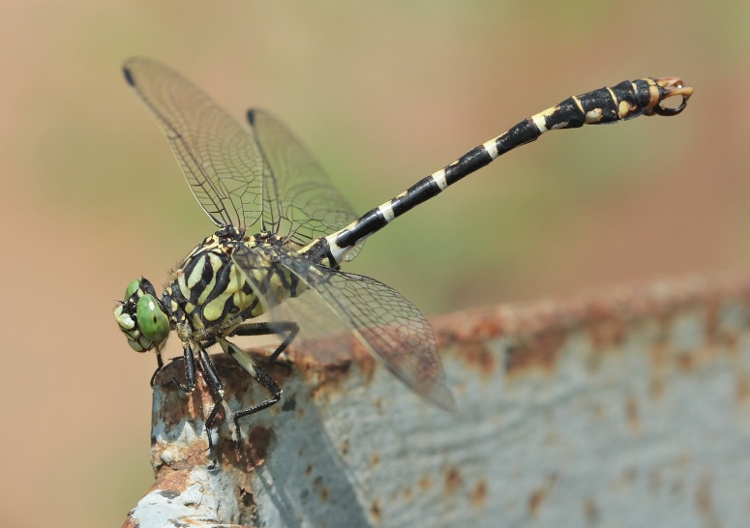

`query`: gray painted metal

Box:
[124,274,750,528]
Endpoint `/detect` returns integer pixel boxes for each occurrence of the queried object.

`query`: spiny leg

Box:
[166,342,227,453]
[232,365,281,445]
[171,342,197,393]
[197,348,227,452]
[149,350,165,387]
[219,338,282,447]
[229,321,299,364]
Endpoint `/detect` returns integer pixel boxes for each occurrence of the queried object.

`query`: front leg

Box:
[149,349,165,387]
[171,342,197,393]
[197,347,227,453]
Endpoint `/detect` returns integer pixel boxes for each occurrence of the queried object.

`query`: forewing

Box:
[278,257,456,411]
[123,58,267,229]
[248,110,365,259]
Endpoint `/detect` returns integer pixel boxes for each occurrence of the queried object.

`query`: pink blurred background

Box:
[1,2,748,526]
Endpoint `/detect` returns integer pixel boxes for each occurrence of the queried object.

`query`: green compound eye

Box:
[124,279,140,301]
[136,294,170,342]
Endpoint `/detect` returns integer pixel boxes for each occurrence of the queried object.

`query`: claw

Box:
[171,376,193,393]
[652,77,694,116]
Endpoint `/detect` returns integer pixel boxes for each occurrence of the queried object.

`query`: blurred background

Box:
[1,1,748,526]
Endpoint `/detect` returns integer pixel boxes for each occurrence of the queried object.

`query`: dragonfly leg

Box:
[149,350,165,387]
[232,365,281,448]
[218,338,282,448]
[197,347,227,453]
[230,321,300,364]
[171,342,197,393]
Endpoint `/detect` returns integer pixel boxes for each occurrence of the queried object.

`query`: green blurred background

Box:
[1,1,748,526]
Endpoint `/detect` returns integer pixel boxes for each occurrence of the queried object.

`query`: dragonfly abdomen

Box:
[327,77,692,263]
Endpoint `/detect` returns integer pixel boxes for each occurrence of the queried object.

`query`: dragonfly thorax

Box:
[169,229,265,336]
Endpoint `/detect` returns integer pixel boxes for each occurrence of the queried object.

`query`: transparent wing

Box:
[232,243,454,410]
[123,57,268,229]
[248,109,365,259]
[277,256,455,411]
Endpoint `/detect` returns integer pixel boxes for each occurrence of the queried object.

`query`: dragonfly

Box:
[114,57,692,449]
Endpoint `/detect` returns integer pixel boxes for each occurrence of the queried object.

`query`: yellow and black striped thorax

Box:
[165,227,307,337]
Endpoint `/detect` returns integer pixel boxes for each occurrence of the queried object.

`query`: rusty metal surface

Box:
[126,274,750,527]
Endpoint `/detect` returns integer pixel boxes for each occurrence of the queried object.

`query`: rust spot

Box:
[370,452,380,467]
[433,310,503,345]
[649,342,671,371]
[529,488,546,517]
[306,354,354,401]
[297,333,380,402]
[444,466,462,495]
[506,330,565,377]
[696,474,720,528]
[736,371,750,403]
[312,476,329,503]
[305,464,313,476]
[460,342,497,379]
[403,486,412,502]
[470,479,487,507]
[350,335,377,382]
[151,469,192,495]
[589,319,626,351]
[625,394,639,432]
[370,499,381,522]
[583,497,599,524]
[676,351,695,372]
[703,295,721,344]
[527,472,559,517]
[648,376,665,400]
[341,438,350,456]
[419,475,432,491]
[245,426,273,466]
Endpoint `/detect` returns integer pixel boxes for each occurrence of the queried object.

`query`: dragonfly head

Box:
[114,278,170,352]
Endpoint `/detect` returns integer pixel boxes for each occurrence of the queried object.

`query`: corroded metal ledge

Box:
[124,273,750,528]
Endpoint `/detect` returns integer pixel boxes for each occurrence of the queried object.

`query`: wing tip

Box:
[122,56,151,87]
[123,64,136,87]
[247,109,257,126]
[426,385,458,414]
